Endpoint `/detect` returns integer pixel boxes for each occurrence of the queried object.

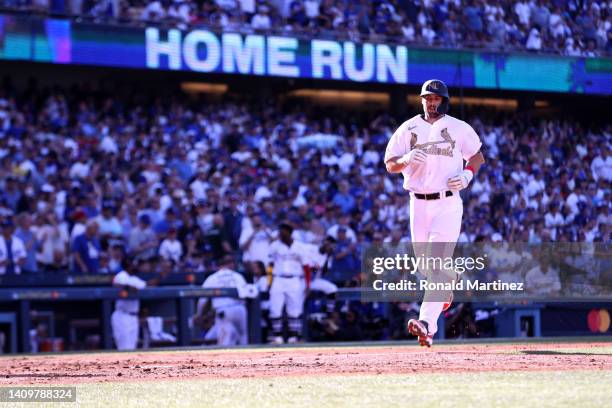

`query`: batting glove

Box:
[447,169,474,190]
[398,150,427,167]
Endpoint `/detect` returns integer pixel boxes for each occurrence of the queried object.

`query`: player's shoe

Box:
[287,336,299,344]
[270,336,284,345]
[407,319,432,348]
[419,333,434,347]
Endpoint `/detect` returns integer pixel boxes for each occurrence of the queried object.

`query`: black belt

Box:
[274,274,302,279]
[414,191,453,200]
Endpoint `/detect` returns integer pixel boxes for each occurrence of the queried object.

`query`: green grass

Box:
[23,370,611,408]
[5,341,611,408]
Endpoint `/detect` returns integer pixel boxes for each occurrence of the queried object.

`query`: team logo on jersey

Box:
[440,128,456,149]
[413,128,455,157]
[410,133,418,149]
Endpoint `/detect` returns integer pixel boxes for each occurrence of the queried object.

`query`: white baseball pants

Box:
[111,310,139,350]
[410,193,463,335]
[216,304,248,346]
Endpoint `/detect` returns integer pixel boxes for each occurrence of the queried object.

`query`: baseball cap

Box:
[491,233,503,242]
[138,214,151,225]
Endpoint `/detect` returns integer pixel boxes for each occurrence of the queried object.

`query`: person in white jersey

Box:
[111,260,164,350]
[195,256,251,346]
[384,79,485,347]
[267,222,311,344]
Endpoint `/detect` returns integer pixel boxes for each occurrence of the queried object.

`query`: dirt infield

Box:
[2,342,611,385]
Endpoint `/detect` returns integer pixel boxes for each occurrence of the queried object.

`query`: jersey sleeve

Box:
[384,121,410,163]
[234,272,248,287]
[461,122,483,161]
[113,271,146,290]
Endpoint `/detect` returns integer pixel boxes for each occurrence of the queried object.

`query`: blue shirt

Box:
[71,233,100,274]
[332,192,356,215]
[15,228,37,273]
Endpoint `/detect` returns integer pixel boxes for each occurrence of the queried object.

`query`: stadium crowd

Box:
[0,83,609,281]
[1,0,611,56]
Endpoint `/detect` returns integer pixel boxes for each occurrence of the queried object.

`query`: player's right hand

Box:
[398,149,427,166]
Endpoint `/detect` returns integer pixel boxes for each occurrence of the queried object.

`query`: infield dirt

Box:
[2,342,611,385]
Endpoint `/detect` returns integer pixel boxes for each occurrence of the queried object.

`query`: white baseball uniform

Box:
[385,113,482,335]
[199,268,249,346]
[111,270,146,350]
[268,239,310,339]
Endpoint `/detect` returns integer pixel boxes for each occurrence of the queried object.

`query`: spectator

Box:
[154,208,181,236]
[3,0,610,55]
[0,218,26,275]
[525,256,561,295]
[531,0,550,30]
[96,202,124,245]
[514,0,531,27]
[159,227,183,262]
[239,212,274,274]
[128,214,158,261]
[328,227,357,286]
[464,0,483,34]
[239,0,256,15]
[544,203,565,229]
[526,27,542,51]
[72,220,101,274]
[69,210,88,245]
[36,212,69,272]
[332,181,356,215]
[2,177,21,212]
[251,5,272,30]
[140,0,165,21]
[15,213,38,274]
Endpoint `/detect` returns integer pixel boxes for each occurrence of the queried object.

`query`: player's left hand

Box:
[447,169,474,190]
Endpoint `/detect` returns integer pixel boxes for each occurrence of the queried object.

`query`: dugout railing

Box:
[1,281,610,353]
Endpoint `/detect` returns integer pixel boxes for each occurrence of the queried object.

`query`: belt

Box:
[413,191,453,200]
[273,274,302,279]
[118,311,138,316]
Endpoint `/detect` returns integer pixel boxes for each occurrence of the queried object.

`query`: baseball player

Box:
[384,79,485,347]
[267,222,310,344]
[111,260,165,350]
[195,256,251,346]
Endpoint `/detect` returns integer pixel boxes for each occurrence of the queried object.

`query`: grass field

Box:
[2,340,611,408]
[59,370,611,408]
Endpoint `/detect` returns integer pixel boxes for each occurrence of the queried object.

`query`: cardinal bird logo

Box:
[412,128,456,157]
[440,128,456,150]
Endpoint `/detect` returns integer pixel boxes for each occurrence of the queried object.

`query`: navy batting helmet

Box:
[420,79,449,114]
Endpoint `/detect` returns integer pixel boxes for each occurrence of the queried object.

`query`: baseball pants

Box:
[410,193,463,335]
[215,304,248,346]
[269,276,305,338]
[111,310,139,350]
